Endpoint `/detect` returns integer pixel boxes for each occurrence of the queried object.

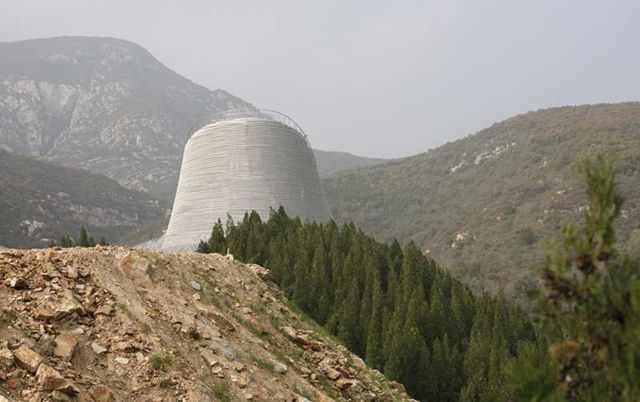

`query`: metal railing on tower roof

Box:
[187,108,309,146]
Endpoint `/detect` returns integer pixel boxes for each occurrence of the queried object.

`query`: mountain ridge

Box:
[0,36,254,199]
[0,36,383,204]
[312,149,386,176]
[323,102,640,295]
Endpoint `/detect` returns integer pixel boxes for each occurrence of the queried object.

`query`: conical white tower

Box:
[161,109,331,252]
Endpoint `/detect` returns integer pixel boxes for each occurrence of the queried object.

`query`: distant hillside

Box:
[323,103,640,295]
[0,149,168,248]
[0,36,254,200]
[313,150,385,175]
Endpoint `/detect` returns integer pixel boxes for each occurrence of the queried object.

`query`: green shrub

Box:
[150,353,173,371]
[211,380,231,402]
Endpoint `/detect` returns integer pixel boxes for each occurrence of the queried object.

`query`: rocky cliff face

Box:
[0,36,254,199]
[0,247,414,401]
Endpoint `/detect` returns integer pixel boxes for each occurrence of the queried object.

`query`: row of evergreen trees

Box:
[198,209,534,400]
[48,225,108,248]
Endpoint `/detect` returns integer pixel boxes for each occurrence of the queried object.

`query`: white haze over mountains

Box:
[1,0,639,158]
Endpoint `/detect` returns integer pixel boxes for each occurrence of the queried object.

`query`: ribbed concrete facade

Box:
[161,111,331,252]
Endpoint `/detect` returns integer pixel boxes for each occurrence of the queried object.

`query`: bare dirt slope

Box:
[0,247,413,402]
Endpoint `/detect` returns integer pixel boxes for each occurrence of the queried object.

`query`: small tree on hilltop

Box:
[79,225,89,247]
[196,240,210,253]
[208,219,226,254]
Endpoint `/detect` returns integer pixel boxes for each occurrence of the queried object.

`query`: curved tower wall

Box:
[161,116,331,252]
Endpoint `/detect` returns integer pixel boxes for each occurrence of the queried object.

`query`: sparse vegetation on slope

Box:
[323,103,640,295]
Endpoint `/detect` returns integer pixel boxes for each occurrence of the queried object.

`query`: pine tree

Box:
[196,240,210,253]
[245,211,266,264]
[337,277,362,354]
[430,336,457,401]
[429,278,447,342]
[311,241,331,322]
[208,219,226,253]
[506,341,557,401]
[79,225,89,247]
[364,278,384,370]
[59,235,74,247]
[396,299,430,399]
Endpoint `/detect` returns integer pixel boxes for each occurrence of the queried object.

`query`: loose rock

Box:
[7,276,27,290]
[55,291,84,319]
[0,347,14,370]
[324,366,341,381]
[209,311,236,332]
[232,362,246,372]
[200,349,219,367]
[209,337,236,360]
[118,252,152,287]
[70,327,85,336]
[36,364,67,390]
[54,333,80,361]
[12,344,43,373]
[274,362,288,374]
[89,385,114,402]
[336,378,353,390]
[91,342,108,355]
[66,266,78,279]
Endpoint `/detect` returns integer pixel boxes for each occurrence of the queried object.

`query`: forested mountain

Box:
[323,103,640,295]
[198,209,535,401]
[0,149,168,248]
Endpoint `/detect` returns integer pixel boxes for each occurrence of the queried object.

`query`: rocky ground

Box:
[0,247,414,402]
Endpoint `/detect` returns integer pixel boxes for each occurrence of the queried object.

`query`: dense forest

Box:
[197,208,535,400]
[199,156,640,401]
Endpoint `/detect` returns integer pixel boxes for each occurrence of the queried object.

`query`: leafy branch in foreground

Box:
[509,155,640,401]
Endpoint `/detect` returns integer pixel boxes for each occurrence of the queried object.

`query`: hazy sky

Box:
[1,1,639,158]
